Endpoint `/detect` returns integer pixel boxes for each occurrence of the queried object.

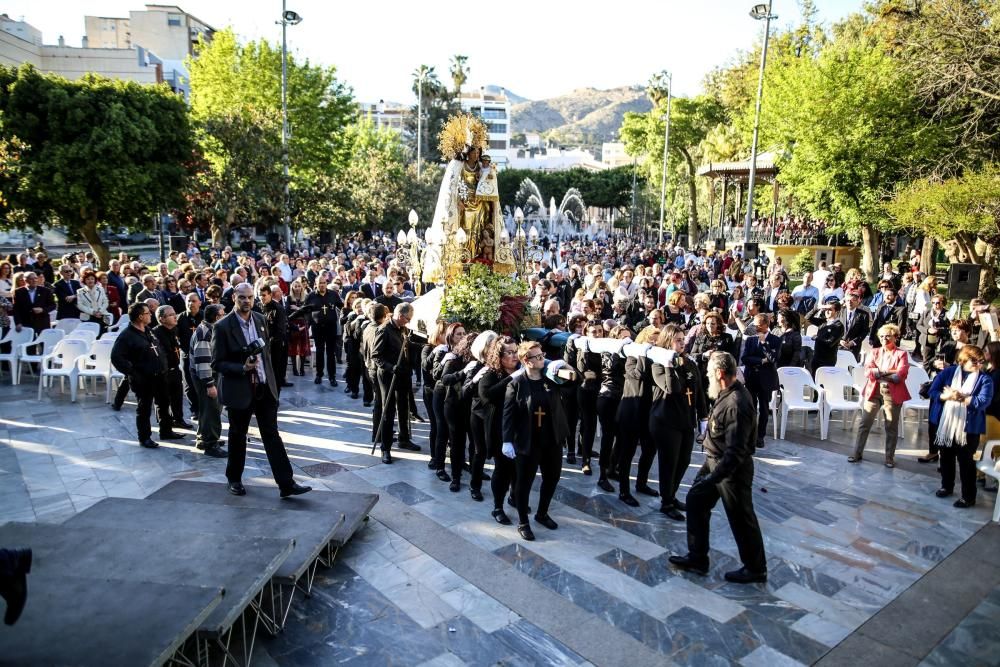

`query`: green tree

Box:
[449,55,469,96]
[0,65,191,267]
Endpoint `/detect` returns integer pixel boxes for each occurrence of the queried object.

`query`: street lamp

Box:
[657,71,673,245]
[278,2,303,250]
[509,207,544,277]
[415,68,429,178]
[743,0,776,244]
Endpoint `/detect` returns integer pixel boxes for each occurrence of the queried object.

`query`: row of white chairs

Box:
[0,320,122,390]
[36,336,124,403]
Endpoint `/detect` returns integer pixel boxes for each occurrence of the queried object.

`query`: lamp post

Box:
[743,0,776,244]
[657,71,672,245]
[395,209,424,295]
[508,207,544,277]
[278,2,302,250]
[415,68,429,179]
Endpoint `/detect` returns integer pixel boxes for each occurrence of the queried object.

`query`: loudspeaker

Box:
[947,263,981,301]
[168,235,188,252]
[318,231,332,246]
[266,232,280,249]
[743,242,759,260]
[715,238,726,252]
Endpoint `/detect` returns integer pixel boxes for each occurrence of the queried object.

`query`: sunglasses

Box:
[525,353,544,362]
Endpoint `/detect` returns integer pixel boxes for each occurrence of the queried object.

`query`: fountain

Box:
[514,179,589,238]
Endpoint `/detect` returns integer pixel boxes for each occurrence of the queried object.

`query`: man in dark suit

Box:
[869,285,907,348]
[807,299,845,375]
[306,275,345,386]
[838,290,871,361]
[372,302,417,463]
[741,314,782,448]
[53,264,82,320]
[762,275,787,314]
[12,271,54,335]
[133,275,160,305]
[211,283,311,498]
[259,284,292,390]
[359,271,380,301]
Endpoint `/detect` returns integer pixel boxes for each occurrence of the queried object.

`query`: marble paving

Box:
[0,368,995,665]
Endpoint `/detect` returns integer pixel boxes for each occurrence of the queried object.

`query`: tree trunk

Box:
[79,215,110,270]
[211,210,235,247]
[682,150,699,247]
[860,226,880,283]
[920,237,936,275]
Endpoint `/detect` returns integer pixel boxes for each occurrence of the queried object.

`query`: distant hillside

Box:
[510,86,651,150]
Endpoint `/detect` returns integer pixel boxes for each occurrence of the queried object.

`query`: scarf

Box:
[935,369,979,448]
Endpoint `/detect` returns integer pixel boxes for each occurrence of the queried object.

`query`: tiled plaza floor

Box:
[0,368,996,665]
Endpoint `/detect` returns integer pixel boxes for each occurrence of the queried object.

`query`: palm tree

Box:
[646,70,670,106]
[450,55,469,96]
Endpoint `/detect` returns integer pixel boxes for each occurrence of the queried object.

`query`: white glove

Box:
[463,361,478,374]
[699,419,708,436]
[473,366,490,383]
[545,359,568,383]
[502,442,516,459]
[433,344,448,354]
[443,352,458,362]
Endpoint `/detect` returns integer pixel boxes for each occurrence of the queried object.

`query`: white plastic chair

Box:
[777,366,824,440]
[816,367,863,440]
[900,365,931,440]
[104,319,126,337]
[65,329,98,347]
[54,318,81,335]
[800,335,815,350]
[15,329,64,385]
[976,440,1000,522]
[768,390,780,440]
[836,350,860,372]
[0,327,34,383]
[76,339,116,398]
[74,322,101,338]
[37,338,89,401]
[806,324,819,337]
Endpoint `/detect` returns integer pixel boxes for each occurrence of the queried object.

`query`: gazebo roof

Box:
[697,151,778,179]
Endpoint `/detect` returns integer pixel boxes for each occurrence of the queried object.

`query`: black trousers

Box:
[345,341,363,394]
[577,387,598,460]
[133,376,170,442]
[113,376,130,409]
[927,421,939,456]
[515,445,562,524]
[560,384,578,455]
[446,398,468,480]
[491,453,516,511]
[158,368,185,426]
[686,457,766,572]
[940,433,980,503]
[312,325,337,379]
[369,368,382,443]
[745,376,771,441]
[468,413,487,491]
[225,384,294,488]
[377,370,410,451]
[270,343,288,389]
[658,426,694,507]
[423,385,437,458]
[361,363,374,403]
[431,389,448,468]
[596,394,619,477]
[334,334,343,365]
[181,354,199,416]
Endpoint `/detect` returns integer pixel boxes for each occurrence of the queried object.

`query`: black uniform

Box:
[177,310,203,415]
[372,319,412,454]
[574,343,602,466]
[111,324,172,443]
[343,312,363,397]
[615,355,658,498]
[306,288,344,383]
[596,351,625,484]
[478,367,516,509]
[685,380,766,574]
[650,355,708,510]
[153,324,186,427]
[261,299,289,390]
[807,309,845,375]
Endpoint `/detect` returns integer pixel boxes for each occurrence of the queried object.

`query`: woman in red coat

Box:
[849,323,910,467]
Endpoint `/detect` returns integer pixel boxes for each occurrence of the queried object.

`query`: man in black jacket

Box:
[306,275,344,386]
[53,264,81,320]
[260,284,292,390]
[869,285,907,348]
[669,351,767,584]
[212,283,310,498]
[838,290,871,361]
[111,302,180,448]
[177,293,203,417]
[372,303,417,463]
[152,305,191,429]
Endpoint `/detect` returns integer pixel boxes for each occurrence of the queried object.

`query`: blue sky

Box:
[5,0,867,103]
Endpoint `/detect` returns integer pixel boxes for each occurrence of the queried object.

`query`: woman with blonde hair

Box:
[285,277,311,376]
[850,324,909,467]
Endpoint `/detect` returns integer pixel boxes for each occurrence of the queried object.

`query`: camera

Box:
[241,338,266,363]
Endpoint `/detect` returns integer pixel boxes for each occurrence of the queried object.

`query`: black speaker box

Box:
[168,235,188,252]
[947,263,981,301]
[715,238,726,252]
[743,242,759,260]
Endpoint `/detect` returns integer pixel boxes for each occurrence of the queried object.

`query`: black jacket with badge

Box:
[702,380,758,481]
[650,355,708,431]
[111,324,168,385]
[502,373,570,456]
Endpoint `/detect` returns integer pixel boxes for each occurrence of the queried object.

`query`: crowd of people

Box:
[2,233,998,586]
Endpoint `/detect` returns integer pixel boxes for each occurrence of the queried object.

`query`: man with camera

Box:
[212,283,311,497]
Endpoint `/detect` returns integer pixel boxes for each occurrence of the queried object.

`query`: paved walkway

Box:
[0,369,997,666]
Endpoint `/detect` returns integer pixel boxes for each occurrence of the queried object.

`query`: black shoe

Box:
[436,469,451,482]
[427,460,438,469]
[280,381,294,388]
[668,554,709,576]
[280,482,312,498]
[159,431,185,441]
[139,438,159,449]
[659,506,685,521]
[0,548,31,626]
[411,413,427,423]
[582,461,592,476]
[174,421,194,430]
[534,514,558,530]
[518,523,535,541]
[636,484,660,497]
[597,478,614,493]
[228,482,246,496]
[449,479,460,492]
[935,488,953,498]
[314,376,322,384]
[954,498,975,508]
[330,379,339,388]
[724,566,768,584]
[619,494,640,507]
[918,452,940,463]
[195,441,206,450]
[351,392,360,399]
[345,385,353,394]
[111,403,122,411]
[673,500,687,512]
[492,508,511,524]
[847,455,862,463]
[756,438,765,449]
[363,401,373,407]
[470,488,484,502]
[204,445,228,458]
[397,441,421,452]
[381,451,393,464]
[481,472,491,481]
[566,453,576,465]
